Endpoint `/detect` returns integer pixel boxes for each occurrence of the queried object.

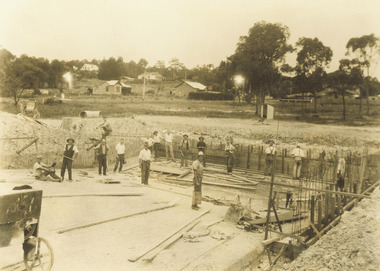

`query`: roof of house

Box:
[121,82,131,88]
[176,81,207,91]
[106,80,121,86]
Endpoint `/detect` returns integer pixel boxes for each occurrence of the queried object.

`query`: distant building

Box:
[137,72,165,81]
[94,80,132,95]
[80,64,99,72]
[174,80,207,97]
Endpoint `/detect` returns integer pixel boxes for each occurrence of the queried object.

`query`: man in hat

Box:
[191,151,204,210]
[264,141,276,176]
[152,131,161,159]
[60,138,78,181]
[291,144,305,179]
[225,137,236,174]
[180,133,191,167]
[139,141,151,185]
[163,130,175,161]
[94,139,109,175]
[113,138,125,173]
[196,135,207,167]
[34,155,61,182]
[336,155,346,192]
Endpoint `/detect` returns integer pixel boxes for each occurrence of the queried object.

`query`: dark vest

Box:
[64,144,74,158]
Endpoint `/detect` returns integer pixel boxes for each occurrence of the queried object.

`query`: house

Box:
[80,64,99,72]
[174,80,207,96]
[94,80,132,95]
[137,72,164,82]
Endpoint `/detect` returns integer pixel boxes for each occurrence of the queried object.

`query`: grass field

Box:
[1,80,379,126]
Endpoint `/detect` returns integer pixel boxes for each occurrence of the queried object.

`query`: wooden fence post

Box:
[258,146,262,170]
[281,149,285,173]
[247,144,251,169]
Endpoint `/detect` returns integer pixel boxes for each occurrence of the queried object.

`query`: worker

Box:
[163,130,175,161]
[196,135,207,167]
[60,138,78,182]
[336,156,346,191]
[180,133,191,167]
[191,151,204,210]
[152,131,161,159]
[225,137,236,174]
[94,139,109,175]
[139,141,151,185]
[97,116,112,139]
[264,141,276,176]
[291,144,305,180]
[34,155,61,182]
[113,138,126,173]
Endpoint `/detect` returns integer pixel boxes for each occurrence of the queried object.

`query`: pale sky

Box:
[1,0,380,78]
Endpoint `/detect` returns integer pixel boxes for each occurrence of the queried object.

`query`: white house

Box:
[80,64,99,72]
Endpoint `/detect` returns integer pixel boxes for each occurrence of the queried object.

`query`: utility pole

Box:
[143,71,146,100]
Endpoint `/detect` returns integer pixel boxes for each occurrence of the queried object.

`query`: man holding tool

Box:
[60,138,79,182]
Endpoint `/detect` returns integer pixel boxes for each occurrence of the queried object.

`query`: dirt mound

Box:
[274,187,380,271]
[0,113,152,169]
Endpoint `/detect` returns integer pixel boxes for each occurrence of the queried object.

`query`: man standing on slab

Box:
[139,141,151,185]
[60,138,78,182]
[114,138,125,173]
[94,139,109,176]
[191,151,204,210]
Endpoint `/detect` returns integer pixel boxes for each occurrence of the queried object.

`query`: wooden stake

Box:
[16,138,38,154]
[129,209,211,262]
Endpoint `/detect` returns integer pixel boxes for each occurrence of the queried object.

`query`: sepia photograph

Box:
[0,0,379,270]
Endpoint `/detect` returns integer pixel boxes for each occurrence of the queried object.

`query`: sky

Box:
[0,0,380,78]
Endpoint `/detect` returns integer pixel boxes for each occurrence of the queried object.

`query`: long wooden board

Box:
[246,211,308,225]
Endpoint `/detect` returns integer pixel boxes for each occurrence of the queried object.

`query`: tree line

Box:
[1,20,379,118]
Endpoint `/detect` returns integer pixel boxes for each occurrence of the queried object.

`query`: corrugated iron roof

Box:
[179,81,207,90]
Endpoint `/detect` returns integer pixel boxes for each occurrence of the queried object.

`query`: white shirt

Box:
[116,143,125,154]
[63,144,79,153]
[337,158,346,175]
[266,146,275,155]
[139,148,151,161]
[292,147,305,158]
[153,134,161,143]
[164,133,173,143]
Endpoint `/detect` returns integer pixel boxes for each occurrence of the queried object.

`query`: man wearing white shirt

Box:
[114,138,126,173]
[264,141,276,176]
[152,131,161,158]
[139,141,151,185]
[164,130,175,161]
[336,156,346,191]
[291,144,305,179]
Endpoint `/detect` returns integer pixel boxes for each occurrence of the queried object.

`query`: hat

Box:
[144,140,149,145]
[198,151,204,156]
[36,155,43,159]
[199,136,204,140]
[67,138,75,143]
[183,133,188,137]
[153,131,158,134]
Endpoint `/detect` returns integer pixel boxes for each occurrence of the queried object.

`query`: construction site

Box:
[0,110,379,271]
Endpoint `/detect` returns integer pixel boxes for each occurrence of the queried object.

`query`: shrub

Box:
[188,92,234,100]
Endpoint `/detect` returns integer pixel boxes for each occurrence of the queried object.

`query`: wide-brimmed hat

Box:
[67,138,75,143]
[183,133,188,137]
[198,151,204,156]
[153,131,158,134]
[199,136,204,140]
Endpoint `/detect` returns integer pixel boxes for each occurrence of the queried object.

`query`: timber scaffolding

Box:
[151,140,380,265]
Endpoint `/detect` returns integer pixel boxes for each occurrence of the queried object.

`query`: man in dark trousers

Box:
[196,135,207,167]
[139,141,151,185]
[60,138,78,182]
[94,139,109,175]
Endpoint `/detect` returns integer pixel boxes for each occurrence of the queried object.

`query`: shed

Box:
[94,80,128,95]
[174,81,207,97]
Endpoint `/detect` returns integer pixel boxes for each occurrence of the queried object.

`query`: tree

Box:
[169,57,185,80]
[187,64,215,86]
[98,57,124,80]
[295,37,333,113]
[230,21,293,114]
[328,59,363,119]
[346,34,380,115]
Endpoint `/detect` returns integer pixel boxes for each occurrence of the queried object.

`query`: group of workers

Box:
[32,124,347,211]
